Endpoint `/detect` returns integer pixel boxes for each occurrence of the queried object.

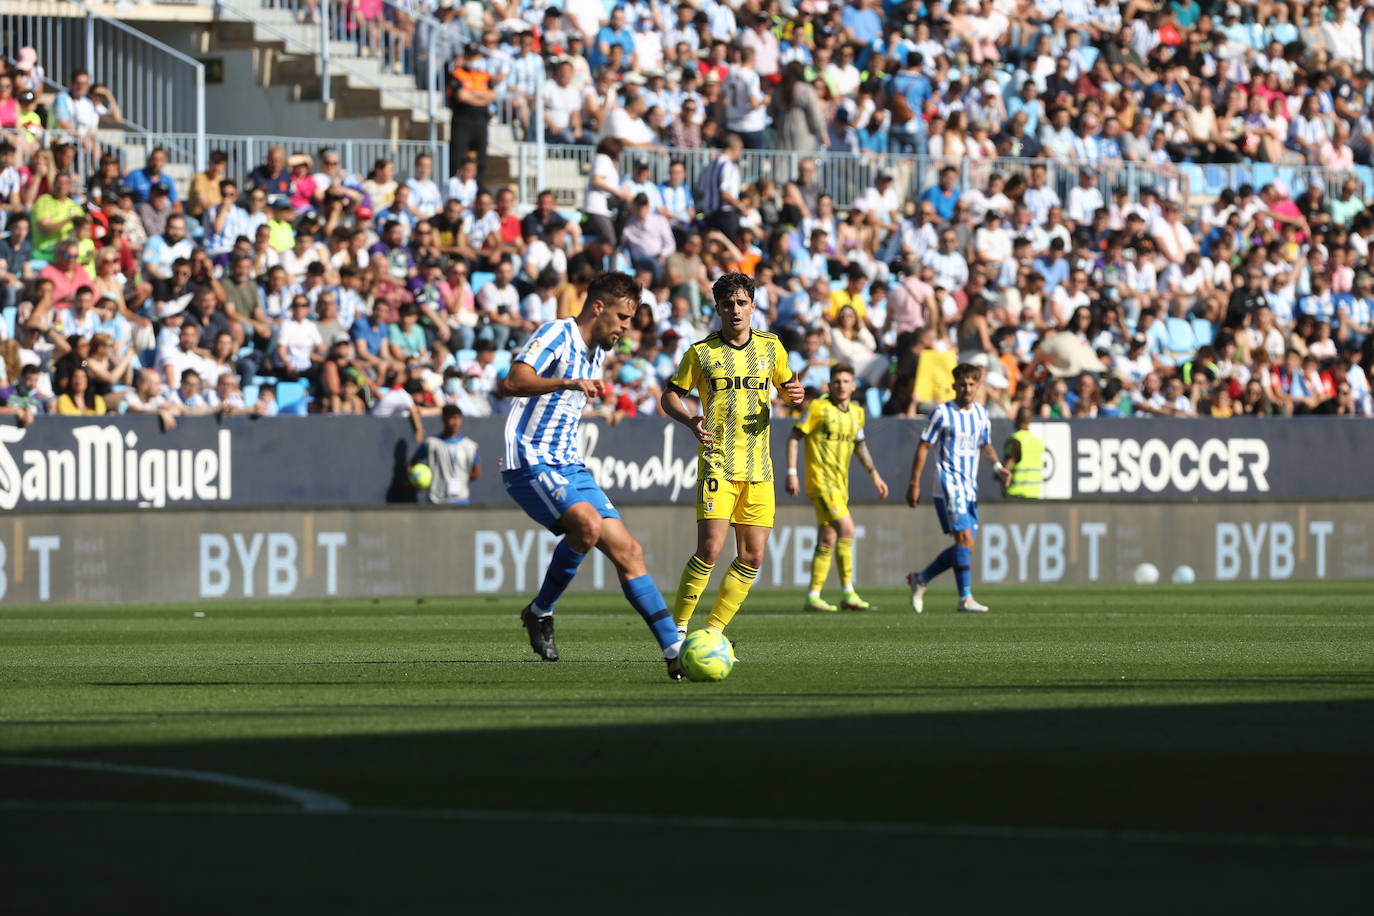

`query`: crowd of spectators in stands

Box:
[3,0,1374,426]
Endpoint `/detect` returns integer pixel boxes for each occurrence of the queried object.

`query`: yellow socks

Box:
[706,559,759,632]
[836,538,855,592]
[673,555,714,629]
[809,544,833,594]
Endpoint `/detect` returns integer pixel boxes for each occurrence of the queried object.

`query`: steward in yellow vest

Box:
[1003,407,1044,499]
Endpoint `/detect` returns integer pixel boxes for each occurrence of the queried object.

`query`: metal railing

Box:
[3,0,206,166]
[209,0,444,142]
[54,129,448,198]
[511,145,1200,212]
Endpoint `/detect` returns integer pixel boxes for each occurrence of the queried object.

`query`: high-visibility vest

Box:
[1006,428,1044,499]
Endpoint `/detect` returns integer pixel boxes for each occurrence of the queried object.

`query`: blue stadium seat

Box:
[1,305,15,339]
[865,386,889,416]
[1078,46,1099,69]
[241,384,259,406]
[1190,317,1216,348]
[492,350,512,372]
[455,348,477,366]
[275,380,310,415]
[1179,164,1206,195]
[1249,162,1275,190]
[1357,165,1374,198]
[470,271,495,296]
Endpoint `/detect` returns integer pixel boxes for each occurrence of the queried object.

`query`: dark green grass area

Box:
[2,582,1373,914]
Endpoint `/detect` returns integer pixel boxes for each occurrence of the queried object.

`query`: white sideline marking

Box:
[0,757,350,813]
[0,796,1368,852]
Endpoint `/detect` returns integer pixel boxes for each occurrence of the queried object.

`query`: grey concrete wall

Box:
[0,501,1367,605]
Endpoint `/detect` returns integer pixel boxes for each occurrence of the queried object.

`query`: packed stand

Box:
[4,0,1374,424]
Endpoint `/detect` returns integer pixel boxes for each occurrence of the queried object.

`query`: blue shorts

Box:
[933,493,978,535]
[503,464,620,534]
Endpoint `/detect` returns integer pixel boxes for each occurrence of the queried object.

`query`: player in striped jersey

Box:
[661,272,805,645]
[501,271,686,679]
[905,364,1011,613]
[786,364,890,613]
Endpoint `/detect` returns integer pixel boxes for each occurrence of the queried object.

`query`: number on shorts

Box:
[538,471,570,492]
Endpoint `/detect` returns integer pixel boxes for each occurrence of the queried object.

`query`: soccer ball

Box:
[680,630,734,682]
[1133,562,1160,585]
[409,464,433,490]
[1172,565,1196,585]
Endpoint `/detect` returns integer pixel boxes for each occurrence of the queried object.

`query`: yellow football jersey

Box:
[796,395,865,496]
[669,330,793,482]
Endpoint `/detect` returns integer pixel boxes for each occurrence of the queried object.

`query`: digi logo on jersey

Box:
[709,376,769,391]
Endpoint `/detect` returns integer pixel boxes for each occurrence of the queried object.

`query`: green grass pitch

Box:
[2,581,1372,913]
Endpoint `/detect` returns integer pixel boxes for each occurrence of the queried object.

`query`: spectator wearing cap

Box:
[266,198,297,252]
[448,44,496,181]
[621,193,675,282]
[31,171,84,263]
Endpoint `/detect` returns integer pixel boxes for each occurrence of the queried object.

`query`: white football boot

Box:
[907,572,927,613]
[956,595,990,613]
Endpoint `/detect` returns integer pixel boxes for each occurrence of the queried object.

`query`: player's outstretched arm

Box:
[982,442,1011,485]
[907,440,930,507]
[501,361,602,399]
[855,440,889,499]
[785,427,804,496]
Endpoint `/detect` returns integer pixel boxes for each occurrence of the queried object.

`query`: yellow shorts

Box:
[697,476,776,527]
[807,490,850,525]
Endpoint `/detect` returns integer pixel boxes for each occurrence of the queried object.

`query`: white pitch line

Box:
[0,797,1368,852]
[0,757,350,813]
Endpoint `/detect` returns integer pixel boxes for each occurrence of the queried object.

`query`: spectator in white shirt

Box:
[276,296,325,380]
[1067,169,1105,226]
[405,153,443,218]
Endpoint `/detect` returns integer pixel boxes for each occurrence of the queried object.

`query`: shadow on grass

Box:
[2,699,1372,912]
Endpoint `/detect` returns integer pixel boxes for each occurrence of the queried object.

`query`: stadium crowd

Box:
[3,0,1374,425]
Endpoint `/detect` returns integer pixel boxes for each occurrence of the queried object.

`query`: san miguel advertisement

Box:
[0,415,1368,511]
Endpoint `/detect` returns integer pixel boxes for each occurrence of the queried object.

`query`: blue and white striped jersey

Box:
[921,400,991,501]
[504,319,604,470]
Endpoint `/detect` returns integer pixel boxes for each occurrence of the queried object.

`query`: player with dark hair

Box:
[661,271,806,646]
[786,363,890,612]
[905,363,1011,613]
[500,271,686,678]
